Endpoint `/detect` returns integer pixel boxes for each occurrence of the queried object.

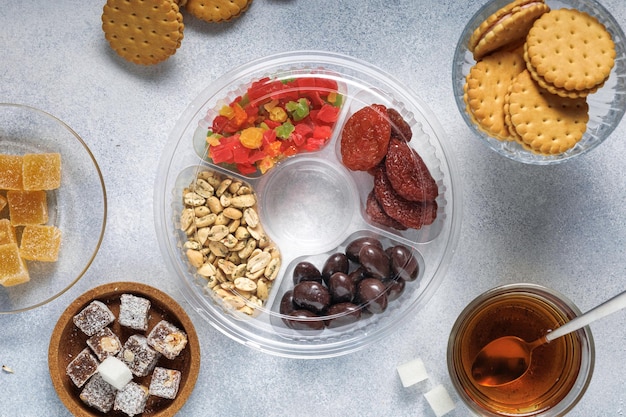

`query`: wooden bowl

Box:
[48,282,200,416]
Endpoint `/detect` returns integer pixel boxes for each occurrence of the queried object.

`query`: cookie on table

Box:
[464,49,526,141]
[184,0,253,23]
[102,0,185,65]
[469,0,549,61]
[505,70,589,155]
[524,8,615,98]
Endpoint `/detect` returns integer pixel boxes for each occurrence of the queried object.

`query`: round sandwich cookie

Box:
[102,0,185,65]
[469,0,549,61]
[506,70,589,155]
[465,48,526,141]
[184,0,253,23]
[525,8,616,98]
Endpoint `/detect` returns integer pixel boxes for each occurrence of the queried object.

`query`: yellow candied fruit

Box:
[7,190,48,226]
[206,133,223,147]
[327,92,338,104]
[258,156,276,174]
[239,127,264,149]
[0,219,16,245]
[219,104,235,118]
[22,153,61,190]
[20,225,62,262]
[0,154,23,190]
[269,107,287,123]
[0,243,30,287]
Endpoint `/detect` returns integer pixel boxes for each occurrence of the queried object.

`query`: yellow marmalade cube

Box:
[0,154,23,190]
[0,243,30,287]
[23,153,62,190]
[20,225,62,262]
[7,190,48,226]
[0,219,17,245]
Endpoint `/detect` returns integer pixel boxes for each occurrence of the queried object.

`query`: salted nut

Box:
[180,170,281,315]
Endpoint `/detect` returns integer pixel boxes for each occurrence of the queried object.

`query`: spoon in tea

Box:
[471,289,626,387]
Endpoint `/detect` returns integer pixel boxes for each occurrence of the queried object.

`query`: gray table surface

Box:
[2,1,626,416]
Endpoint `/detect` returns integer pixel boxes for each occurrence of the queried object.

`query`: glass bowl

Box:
[0,104,107,313]
[155,51,462,359]
[447,283,594,416]
[453,0,626,164]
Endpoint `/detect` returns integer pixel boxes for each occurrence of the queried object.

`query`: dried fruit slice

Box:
[365,191,407,230]
[340,104,391,171]
[385,138,438,202]
[373,166,437,230]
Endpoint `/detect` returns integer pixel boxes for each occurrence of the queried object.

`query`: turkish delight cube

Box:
[0,219,17,246]
[120,334,160,377]
[114,382,149,417]
[87,327,122,361]
[118,294,151,331]
[98,356,133,390]
[0,154,23,190]
[19,224,62,262]
[6,190,48,226]
[73,300,116,336]
[0,243,29,287]
[147,320,188,360]
[149,367,182,400]
[79,373,117,413]
[66,348,99,388]
[22,152,61,190]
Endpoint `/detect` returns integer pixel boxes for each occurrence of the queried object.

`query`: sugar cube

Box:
[149,367,182,399]
[80,373,117,413]
[424,384,456,417]
[120,334,160,377]
[97,356,133,390]
[66,348,99,388]
[87,327,121,361]
[73,300,116,336]
[22,152,61,190]
[114,382,149,417]
[0,154,23,190]
[147,320,188,360]
[0,243,30,287]
[396,357,429,388]
[6,190,48,226]
[19,224,62,262]
[118,294,151,331]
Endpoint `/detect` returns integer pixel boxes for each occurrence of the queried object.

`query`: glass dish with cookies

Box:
[453,0,626,164]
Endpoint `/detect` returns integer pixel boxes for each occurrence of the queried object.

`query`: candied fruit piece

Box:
[19,224,61,261]
[66,347,99,388]
[118,294,151,331]
[80,373,117,413]
[6,190,48,226]
[22,153,61,190]
[0,219,16,245]
[73,300,116,336]
[149,367,181,399]
[0,194,7,213]
[0,154,23,190]
[0,243,30,287]
[147,320,188,360]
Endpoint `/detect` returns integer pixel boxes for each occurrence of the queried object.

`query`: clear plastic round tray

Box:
[155,51,462,358]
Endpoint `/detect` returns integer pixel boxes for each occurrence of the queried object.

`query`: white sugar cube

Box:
[396,357,428,387]
[97,356,132,390]
[424,384,455,417]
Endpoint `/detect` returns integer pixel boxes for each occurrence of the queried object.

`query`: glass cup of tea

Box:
[447,283,594,416]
